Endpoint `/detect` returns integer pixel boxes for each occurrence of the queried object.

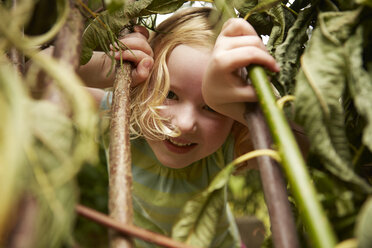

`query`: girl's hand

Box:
[78,26,153,89]
[202,18,279,125]
[114,25,154,87]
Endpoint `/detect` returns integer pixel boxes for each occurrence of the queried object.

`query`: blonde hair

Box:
[129,7,250,157]
[130,7,216,139]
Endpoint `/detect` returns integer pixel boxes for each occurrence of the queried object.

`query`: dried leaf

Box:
[274,6,316,95]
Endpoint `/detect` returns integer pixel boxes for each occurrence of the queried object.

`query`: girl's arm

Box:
[202,18,279,125]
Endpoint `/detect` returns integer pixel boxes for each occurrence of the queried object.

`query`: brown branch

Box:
[108,1,136,245]
[109,58,134,248]
[76,205,197,248]
[244,103,300,248]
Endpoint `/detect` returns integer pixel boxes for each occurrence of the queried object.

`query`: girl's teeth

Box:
[168,138,192,147]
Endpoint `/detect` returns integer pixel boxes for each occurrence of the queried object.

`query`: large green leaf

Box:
[355,197,372,248]
[345,19,372,154]
[172,163,235,247]
[294,8,372,193]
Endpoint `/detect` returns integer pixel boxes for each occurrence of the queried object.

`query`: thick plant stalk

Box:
[244,103,299,248]
[108,2,135,245]
[248,65,337,248]
[76,205,196,248]
[109,59,133,248]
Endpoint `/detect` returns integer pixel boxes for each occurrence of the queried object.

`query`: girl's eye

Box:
[166,90,178,100]
[203,105,217,113]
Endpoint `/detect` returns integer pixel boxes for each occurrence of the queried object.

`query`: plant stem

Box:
[244,103,300,248]
[108,6,135,246]
[248,65,337,248]
[76,205,197,248]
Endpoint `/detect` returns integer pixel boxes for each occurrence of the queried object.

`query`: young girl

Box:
[79,7,279,247]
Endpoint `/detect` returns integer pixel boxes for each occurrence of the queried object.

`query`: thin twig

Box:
[76,205,197,248]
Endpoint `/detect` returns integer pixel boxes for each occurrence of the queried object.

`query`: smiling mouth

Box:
[167,137,194,147]
[164,137,197,154]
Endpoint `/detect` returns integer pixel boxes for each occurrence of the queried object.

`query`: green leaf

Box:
[243,0,281,19]
[80,10,129,65]
[294,9,372,193]
[234,0,273,35]
[274,5,316,95]
[172,163,235,247]
[355,197,372,248]
[80,0,153,65]
[140,0,186,15]
[265,4,287,53]
[345,19,372,154]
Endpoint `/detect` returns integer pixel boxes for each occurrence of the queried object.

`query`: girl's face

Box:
[146,45,234,169]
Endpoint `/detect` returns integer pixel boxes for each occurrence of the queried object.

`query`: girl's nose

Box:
[173,104,197,134]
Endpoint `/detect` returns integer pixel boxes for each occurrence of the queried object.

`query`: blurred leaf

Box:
[0,55,31,240]
[172,163,235,247]
[355,197,372,248]
[356,0,372,7]
[335,239,358,248]
[27,100,77,248]
[294,8,372,193]
[105,0,126,11]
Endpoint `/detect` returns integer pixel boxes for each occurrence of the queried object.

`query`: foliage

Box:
[1,0,372,247]
[0,0,98,247]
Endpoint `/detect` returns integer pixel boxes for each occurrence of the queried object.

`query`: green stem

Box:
[248,65,337,248]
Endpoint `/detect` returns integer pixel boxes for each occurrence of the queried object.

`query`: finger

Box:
[117,35,153,56]
[133,25,150,39]
[132,58,154,86]
[115,50,151,65]
[232,84,258,102]
[218,47,280,72]
[215,35,267,51]
[220,18,258,37]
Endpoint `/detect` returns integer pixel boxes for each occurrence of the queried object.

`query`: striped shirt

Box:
[100,91,241,247]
